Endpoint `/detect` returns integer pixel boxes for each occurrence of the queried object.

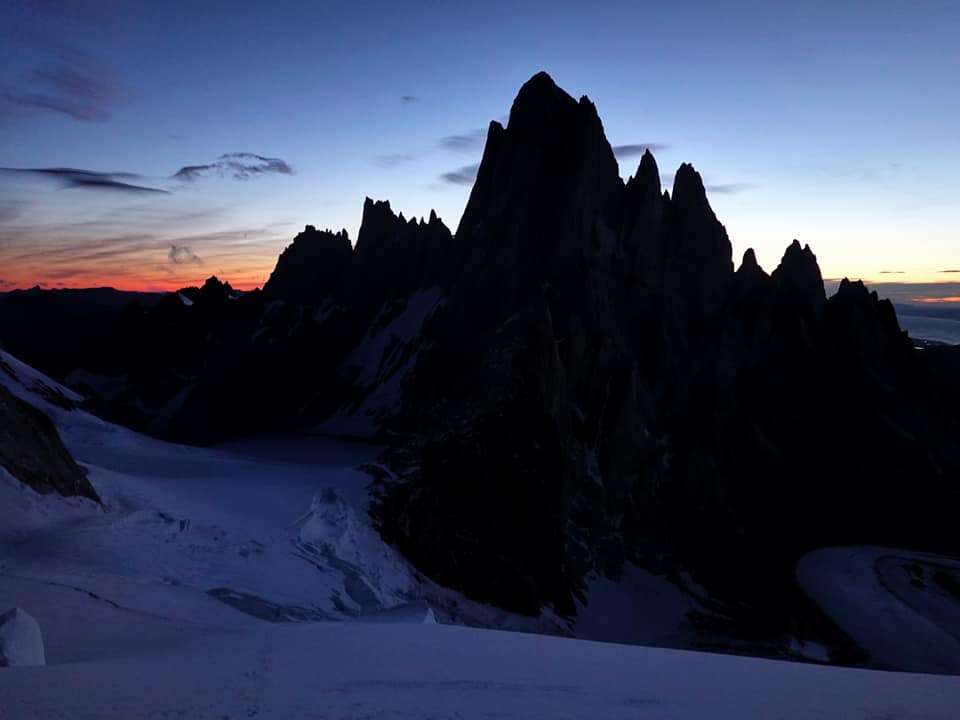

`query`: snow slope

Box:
[313,287,445,436]
[798,547,960,674]
[0,348,571,632]
[3,620,959,720]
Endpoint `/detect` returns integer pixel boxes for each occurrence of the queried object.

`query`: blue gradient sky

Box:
[1,1,958,294]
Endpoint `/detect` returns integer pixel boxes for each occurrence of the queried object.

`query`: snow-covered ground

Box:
[4,618,960,720]
[0,349,564,632]
[798,547,960,675]
[2,349,960,717]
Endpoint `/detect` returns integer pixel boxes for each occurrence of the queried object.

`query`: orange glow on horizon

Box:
[911,296,960,303]
[0,272,267,294]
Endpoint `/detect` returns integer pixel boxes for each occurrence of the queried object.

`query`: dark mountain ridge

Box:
[5,73,958,644]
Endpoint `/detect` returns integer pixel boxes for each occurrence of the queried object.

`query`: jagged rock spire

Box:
[771,239,825,311]
[262,225,352,303]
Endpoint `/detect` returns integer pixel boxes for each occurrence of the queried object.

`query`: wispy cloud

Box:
[168,245,203,265]
[438,128,487,153]
[938,269,960,273]
[705,183,753,195]
[879,270,905,274]
[612,143,669,158]
[374,153,415,168]
[400,95,420,105]
[172,153,293,182]
[439,163,480,186]
[0,166,169,194]
[6,65,114,121]
[659,173,752,196]
[376,123,492,172]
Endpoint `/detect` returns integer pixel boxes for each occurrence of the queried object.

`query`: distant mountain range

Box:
[2,73,959,644]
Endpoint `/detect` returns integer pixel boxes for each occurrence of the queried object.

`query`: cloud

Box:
[400,95,420,105]
[705,183,753,195]
[0,166,169,193]
[612,143,669,158]
[374,153,415,168]
[938,269,960,273]
[2,50,122,123]
[439,163,480,186]
[438,128,487,153]
[168,245,203,265]
[879,270,905,274]
[172,153,293,182]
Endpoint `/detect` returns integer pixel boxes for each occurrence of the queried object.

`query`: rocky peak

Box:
[729,248,770,301]
[452,72,623,322]
[671,163,710,212]
[357,198,397,246]
[662,163,733,314]
[626,150,662,200]
[622,150,666,286]
[197,275,233,303]
[506,71,578,130]
[351,197,452,303]
[737,248,767,279]
[355,198,403,258]
[262,225,352,304]
[771,240,825,311]
[828,278,910,357]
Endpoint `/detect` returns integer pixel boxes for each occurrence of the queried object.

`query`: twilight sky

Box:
[1,0,958,298]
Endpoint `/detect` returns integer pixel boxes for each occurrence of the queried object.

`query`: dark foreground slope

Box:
[14,73,960,633]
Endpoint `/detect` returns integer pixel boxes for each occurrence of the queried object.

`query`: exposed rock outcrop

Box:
[0,383,97,501]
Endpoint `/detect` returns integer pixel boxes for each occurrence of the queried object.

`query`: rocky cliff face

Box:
[370,73,960,618]
[0,381,98,502]
[263,226,352,304]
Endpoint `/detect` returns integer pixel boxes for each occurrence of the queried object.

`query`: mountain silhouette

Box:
[4,72,959,632]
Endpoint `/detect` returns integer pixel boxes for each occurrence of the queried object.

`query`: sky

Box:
[1,0,958,298]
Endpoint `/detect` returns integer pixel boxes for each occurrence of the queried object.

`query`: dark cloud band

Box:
[168,245,203,265]
[439,163,480,186]
[0,167,169,194]
[612,143,668,158]
[438,129,487,153]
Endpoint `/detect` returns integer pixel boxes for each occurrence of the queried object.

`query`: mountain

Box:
[10,73,960,646]
[0,287,164,380]
[372,74,960,621]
